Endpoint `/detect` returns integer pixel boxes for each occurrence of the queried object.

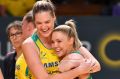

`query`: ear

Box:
[69,37,74,45]
[53,16,56,22]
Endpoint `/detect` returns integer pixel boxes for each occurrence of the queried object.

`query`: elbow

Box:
[97,62,101,72]
[93,62,101,73]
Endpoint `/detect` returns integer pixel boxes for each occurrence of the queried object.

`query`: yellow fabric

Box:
[15,54,35,79]
[32,33,60,74]
[0,0,35,16]
[15,33,60,79]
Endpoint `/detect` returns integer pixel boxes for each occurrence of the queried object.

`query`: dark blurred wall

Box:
[0,16,120,79]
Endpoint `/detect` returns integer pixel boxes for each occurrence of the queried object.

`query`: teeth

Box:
[56,48,60,52]
[43,30,47,32]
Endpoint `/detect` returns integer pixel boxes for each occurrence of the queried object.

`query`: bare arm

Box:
[58,53,91,79]
[0,68,4,79]
[22,38,93,79]
[79,46,101,73]
[59,53,84,72]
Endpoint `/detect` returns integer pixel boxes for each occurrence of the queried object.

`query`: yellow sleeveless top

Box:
[15,33,60,79]
[15,54,35,79]
[32,32,60,74]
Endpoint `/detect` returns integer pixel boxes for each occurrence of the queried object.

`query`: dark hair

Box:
[6,20,22,38]
[32,0,55,20]
[24,10,33,23]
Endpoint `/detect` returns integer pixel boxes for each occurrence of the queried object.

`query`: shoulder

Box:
[23,37,33,44]
[22,37,35,47]
[62,52,84,61]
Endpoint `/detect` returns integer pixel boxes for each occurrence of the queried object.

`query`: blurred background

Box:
[0,0,120,79]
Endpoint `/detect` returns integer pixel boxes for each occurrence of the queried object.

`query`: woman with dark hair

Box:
[22,0,95,79]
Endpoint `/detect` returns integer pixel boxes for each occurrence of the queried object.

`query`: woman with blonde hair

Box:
[22,0,96,79]
[51,19,101,79]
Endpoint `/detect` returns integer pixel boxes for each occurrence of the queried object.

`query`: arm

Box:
[59,53,91,79]
[79,46,101,73]
[22,38,92,79]
[0,68,4,79]
[59,53,84,72]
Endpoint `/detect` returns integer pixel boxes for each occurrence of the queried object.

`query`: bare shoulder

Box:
[79,46,86,50]
[22,37,34,45]
[22,37,37,50]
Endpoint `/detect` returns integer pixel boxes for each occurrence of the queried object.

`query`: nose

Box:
[41,23,47,30]
[52,42,58,49]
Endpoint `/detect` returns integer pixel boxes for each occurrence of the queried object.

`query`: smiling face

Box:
[34,11,55,38]
[51,31,74,58]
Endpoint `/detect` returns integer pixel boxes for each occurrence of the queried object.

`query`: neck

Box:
[67,47,75,54]
[15,47,22,60]
[37,33,52,48]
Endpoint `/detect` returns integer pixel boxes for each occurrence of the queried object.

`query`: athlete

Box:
[15,10,36,79]
[22,0,94,79]
[51,19,101,79]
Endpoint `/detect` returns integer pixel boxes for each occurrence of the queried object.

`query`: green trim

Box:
[87,75,92,79]
[31,32,40,50]
[71,50,80,54]
[25,67,29,76]
[31,32,53,50]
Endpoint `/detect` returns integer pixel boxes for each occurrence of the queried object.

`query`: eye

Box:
[51,40,54,44]
[57,40,62,43]
[45,21,50,24]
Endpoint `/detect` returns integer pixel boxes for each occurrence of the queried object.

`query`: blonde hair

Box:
[53,19,82,49]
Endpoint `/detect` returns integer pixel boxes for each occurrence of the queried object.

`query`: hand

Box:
[76,59,93,74]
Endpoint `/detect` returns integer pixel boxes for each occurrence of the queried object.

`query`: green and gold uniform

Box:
[15,32,60,79]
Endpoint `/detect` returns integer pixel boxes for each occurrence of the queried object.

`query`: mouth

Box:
[55,49,61,55]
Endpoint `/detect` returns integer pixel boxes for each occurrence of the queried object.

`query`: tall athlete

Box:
[15,10,36,79]
[22,0,94,79]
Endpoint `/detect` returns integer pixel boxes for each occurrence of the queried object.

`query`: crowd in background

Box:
[1,0,120,16]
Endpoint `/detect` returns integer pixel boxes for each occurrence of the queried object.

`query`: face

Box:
[22,18,34,40]
[52,31,74,58]
[9,27,23,49]
[34,11,55,38]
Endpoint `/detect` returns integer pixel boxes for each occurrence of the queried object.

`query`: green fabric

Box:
[87,75,92,79]
[71,50,80,54]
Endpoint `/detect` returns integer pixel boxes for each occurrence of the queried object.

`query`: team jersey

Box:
[32,32,60,74]
[15,32,60,79]
[15,54,35,79]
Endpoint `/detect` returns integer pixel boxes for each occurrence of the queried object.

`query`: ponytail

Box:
[65,19,82,49]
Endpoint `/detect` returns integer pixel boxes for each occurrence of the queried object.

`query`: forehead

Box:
[52,31,68,38]
[9,27,21,33]
[35,12,53,21]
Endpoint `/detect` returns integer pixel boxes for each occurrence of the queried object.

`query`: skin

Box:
[51,31,101,79]
[22,11,93,79]
[15,12,36,79]
[22,17,35,40]
[0,68,4,79]
[9,27,23,59]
